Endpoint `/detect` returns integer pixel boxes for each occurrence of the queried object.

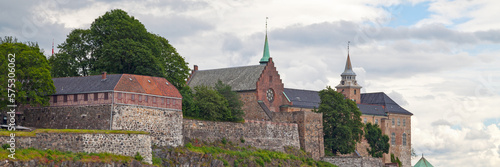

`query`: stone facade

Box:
[183,119,300,152]
[272,111,324,160]
[321,156,383,167]
[255,58,291,113]
[382,114,412,167]
[0,132,152,164]
[111,104,183,147]
[22,104,112,129]
[239,91,271,121]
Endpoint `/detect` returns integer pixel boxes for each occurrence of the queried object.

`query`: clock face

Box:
[266,89,274,102]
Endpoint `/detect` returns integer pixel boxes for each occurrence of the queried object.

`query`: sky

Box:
[1,0,500,166]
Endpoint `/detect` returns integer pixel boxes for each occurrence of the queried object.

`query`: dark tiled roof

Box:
[357,104,386,116]
[360,92,413,115]
[52,74,181,98]
[52,74,122,95]
[283,88,320,109]
[187,65,266,91]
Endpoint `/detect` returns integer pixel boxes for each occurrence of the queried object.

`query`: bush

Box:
[2,144,10,150]
[240,137,245,143]
[134,152,144,162]
[222,137,228,145]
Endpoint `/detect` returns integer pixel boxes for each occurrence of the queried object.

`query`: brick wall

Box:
[49,92,113,107]
[0,132,152,164]
[113,92,181,111]
[256,59,291,113]
[183,119,300,152]
[238,91,272,121]
[321,156,383,167]
[272,111,324,160]
[382,114,411,167]
[111,104,183,147]
[22,104,112,129]
[356,115,388,158]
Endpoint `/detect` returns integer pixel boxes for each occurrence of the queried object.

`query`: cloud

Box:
[431,119,452,127]
[465,129,491,140]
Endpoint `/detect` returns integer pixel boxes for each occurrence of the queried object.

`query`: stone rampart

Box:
[112,104,183,147]
[22,104,112,129]
[183,119,300,152]
[0,132,152,164]
[321,156,383,167]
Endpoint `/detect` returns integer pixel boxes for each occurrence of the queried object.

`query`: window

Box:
[392,118,395,126]
[403,133,407,146]
[74,94,78,102]
[139,95,142,102]
[167,98,170,104]
[354,89,356,95]
[94,93,98,101]
[118,93,122,99]
[64,95,68,102]
[153,97,156,103]
[145,96,148,102]
[398,118,400,126]
[363,118,367,124]
[84,94,88,101]
[104,93,108,100]
[403,119,406,126]
[161,98,165,104]
[53,95,57,103]
[131,94,135,101]
[342,89,344,92]
[375,119,379,125]
[173,99,176,105]
[391,133,396,145]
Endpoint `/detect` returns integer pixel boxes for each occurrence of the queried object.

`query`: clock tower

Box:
[335,44,362,103]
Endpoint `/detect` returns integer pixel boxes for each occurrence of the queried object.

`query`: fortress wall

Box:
[183,119,300,152]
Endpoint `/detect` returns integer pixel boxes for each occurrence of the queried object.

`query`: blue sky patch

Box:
[384,1,431,27]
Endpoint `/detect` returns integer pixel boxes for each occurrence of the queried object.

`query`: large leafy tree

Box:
[364,123,390,158]
[192,86,231,121]
[314,86,363,155]
[0,37,56,108]
[215,80,244,122]
[50,9,189,89]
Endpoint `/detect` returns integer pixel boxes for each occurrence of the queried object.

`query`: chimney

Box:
[102,72,107,80]
[187,65,198,83]
[194,65,198,71]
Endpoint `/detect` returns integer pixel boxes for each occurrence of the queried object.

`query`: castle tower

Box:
[335,43,362,103]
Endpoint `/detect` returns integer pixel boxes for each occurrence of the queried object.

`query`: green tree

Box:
[364,123,390,158]
[314,86,363,155]
[180,86,198,118]
[214,80,244,122]
[193,86,231,121]
[51,9,190,89]
[0,37,56,108]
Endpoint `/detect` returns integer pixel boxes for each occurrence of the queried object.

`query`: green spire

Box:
[259,34,270,64]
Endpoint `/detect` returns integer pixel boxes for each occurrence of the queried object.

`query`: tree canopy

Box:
[50,9,189,89]
[314,86,363,155]
[182,81,244,122]
[0,37,56,108]
[364,122,390,158]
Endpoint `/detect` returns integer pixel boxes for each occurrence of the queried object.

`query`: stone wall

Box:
[272,111,324,160]
[22,104,112,129]
[183,119,300,152]
[0,132,152,164]
[321,156,383,167]
[111,104,183,147]
[238,91,271,121]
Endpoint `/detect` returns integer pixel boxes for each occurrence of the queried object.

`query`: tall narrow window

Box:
[53,95,57,103]
[161,98,165,104]
[403,119,406,126]
[145,96,148,102]
[173,99,176,105]
[139,95,142,102]
[94,93,98,101]
[392,118,395,126]
[391,133,396,145]
[84,94,88,101]
[403,133,407,146]
[131,94,135,101]
[64,95,68,102]
[104,93,108,100]
[167,98,170,104]
[398,118,400,126]
[74,94,78,102]
[375,119,379,125]
[354,89,357,95]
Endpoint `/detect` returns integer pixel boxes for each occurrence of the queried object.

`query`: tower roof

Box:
[259,34,270,64]
[414,155,434,167]
[341,54,356,76]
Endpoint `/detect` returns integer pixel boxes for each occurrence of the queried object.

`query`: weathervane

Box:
[347,41,350,55]
[266,17,269,34]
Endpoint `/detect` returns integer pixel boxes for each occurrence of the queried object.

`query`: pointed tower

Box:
[260,17,271,64]
[336,42,362,103]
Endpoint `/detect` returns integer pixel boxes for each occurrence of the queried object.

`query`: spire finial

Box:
[347,41,350,55]
[266,17,268,34]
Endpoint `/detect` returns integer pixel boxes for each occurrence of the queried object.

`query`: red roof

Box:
[114,74,181,98]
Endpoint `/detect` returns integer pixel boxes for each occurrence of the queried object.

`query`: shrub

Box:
[222,137,228,145]
[134,152,144,162]
[240,137,245,143]
[2,144,10,150]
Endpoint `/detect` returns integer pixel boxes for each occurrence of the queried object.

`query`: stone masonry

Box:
[0,132,152,164]
[321,156,383,167]
[112,104,183,147]
[183,119,300,152]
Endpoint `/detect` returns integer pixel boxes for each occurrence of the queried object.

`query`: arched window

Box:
[403,119,406,126]
[403,133,407,146]
[391,133,396,145]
